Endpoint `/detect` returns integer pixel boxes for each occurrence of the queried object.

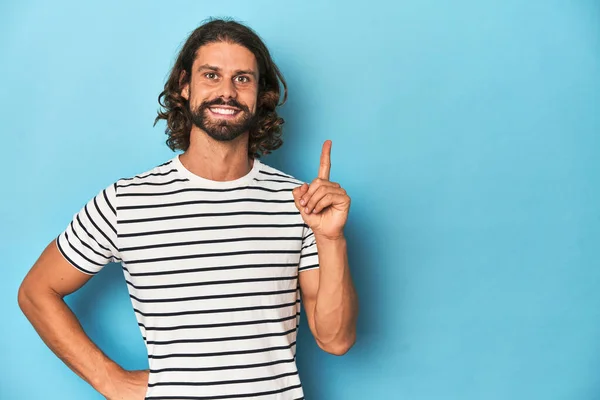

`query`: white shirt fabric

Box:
[57,155,319,399]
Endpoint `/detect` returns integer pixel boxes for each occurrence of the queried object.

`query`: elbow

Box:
[17,281,32,313]
[17,279,47,314]
[324,344,353,357]
[317,334,356,356]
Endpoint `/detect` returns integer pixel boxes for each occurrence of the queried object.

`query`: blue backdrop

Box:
[2,1,599,399]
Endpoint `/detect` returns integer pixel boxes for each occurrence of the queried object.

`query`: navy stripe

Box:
[93,197,117,236]
[148,339,297,357]
[257,169,295,179]
[300,251,318,259]
[130,288,297,303]
[145,327,298,345]
[117,198,295,210]
[120,169,177,181]
[156,160,174,167]
[125,249,300,265]
[119,210,299,224]
[145,383,302,399]
[117,178,189,188]
[299,263,319,271]
[75,214,111,253]
[149,357,296,373]
[86,203,117,250]
[255,178,301,185]
[55,237,96,275]
[102,189,116,216]
[134,301,299,318]
[121,262,297,277]
[116,186,293,197]
[120,236,302,252]
[118,223,305,238]
[125,275,297,290]
[69,221,108,260]
[64,231,106,267]
[301,242,314,251]
[147,371,299,387]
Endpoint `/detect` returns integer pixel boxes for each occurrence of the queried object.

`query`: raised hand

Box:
[292,140,351,240]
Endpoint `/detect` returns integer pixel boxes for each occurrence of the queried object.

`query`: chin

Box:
[204,126,247,142]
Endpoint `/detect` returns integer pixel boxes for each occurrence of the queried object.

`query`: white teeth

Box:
[210,108,237,115]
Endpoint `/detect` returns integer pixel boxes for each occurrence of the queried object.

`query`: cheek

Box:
[242,90,259,113]
[188,84,214,108]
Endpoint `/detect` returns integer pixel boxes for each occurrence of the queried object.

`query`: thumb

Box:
[293,183,308,198]
[293,183,308,207]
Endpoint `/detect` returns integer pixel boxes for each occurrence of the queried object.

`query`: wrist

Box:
[314,233,346,245]
[94,359,125,397]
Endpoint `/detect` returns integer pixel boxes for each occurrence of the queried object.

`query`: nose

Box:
[216,78,237,100]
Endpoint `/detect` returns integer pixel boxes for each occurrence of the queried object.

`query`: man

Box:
[18,18,358,399]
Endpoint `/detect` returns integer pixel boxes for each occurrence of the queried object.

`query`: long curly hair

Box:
[154,18,287,158]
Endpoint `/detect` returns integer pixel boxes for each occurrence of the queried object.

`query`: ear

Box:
[179,70,189,100]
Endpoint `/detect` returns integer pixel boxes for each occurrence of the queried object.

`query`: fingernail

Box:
[304,207,309,213]
[300,199,305,206]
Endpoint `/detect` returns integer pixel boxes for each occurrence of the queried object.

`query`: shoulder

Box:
[113,157,183,191]
[85,157,183,204]
[254,160,305,187]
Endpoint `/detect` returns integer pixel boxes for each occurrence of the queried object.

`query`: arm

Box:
[18,240,147,399]
[299,237,358,355]
[293,140,359,355]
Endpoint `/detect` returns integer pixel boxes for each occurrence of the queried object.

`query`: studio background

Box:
[1,1,599,399]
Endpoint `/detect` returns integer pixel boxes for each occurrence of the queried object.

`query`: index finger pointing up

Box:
[318,140,332,180]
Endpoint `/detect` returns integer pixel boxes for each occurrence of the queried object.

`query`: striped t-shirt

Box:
[56,155,319,400]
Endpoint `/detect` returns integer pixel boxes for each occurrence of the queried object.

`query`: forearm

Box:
[312,236,358,353]
[18,288,121,396]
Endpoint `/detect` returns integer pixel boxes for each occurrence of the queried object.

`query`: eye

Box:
[235,75,250,83]
[204,72,218,80]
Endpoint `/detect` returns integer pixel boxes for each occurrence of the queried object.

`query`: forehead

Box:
[193,41,258,73]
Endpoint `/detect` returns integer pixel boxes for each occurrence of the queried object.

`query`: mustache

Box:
[201,97,250,113]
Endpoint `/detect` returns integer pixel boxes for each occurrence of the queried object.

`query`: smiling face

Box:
[181,41,260,142]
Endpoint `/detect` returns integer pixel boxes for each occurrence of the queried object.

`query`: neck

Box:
[179,127,253,182]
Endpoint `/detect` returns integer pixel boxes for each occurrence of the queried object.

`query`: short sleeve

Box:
[299,224,319,272]
[56,183,120,275]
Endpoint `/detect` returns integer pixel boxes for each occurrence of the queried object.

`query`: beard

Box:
[188,97,257,142]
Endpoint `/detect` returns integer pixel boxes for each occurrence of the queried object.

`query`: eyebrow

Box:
[198,64,258,77]
[198,64,220,72]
